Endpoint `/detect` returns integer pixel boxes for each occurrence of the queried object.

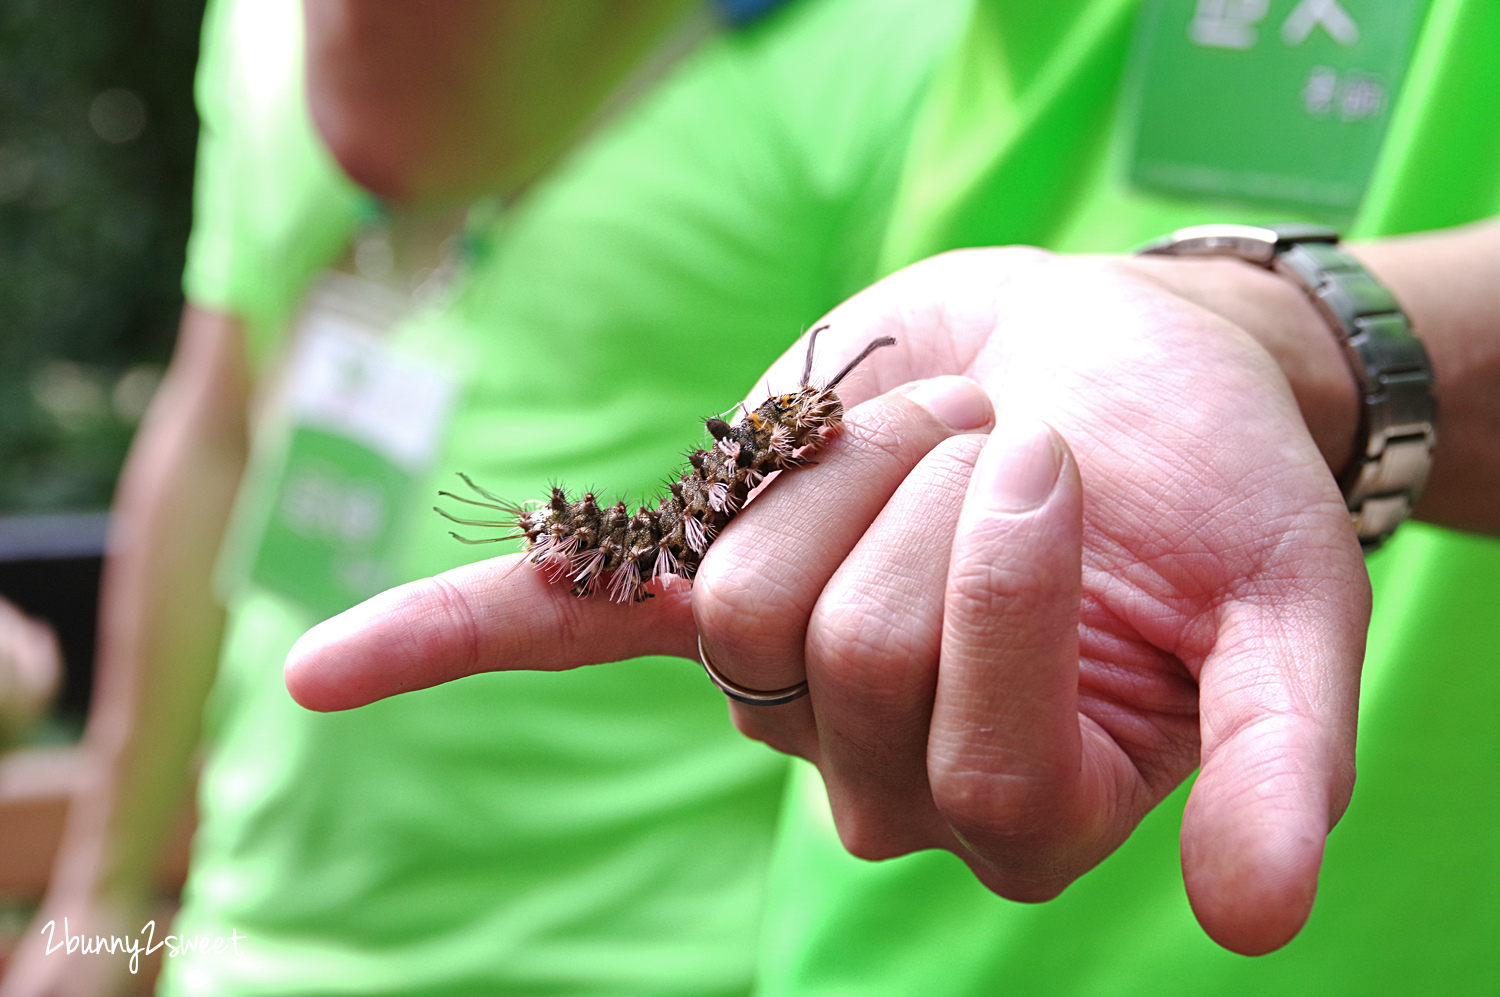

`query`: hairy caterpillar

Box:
[436,326,896,603]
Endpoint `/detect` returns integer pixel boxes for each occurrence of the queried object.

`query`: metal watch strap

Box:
[1137,223,1436,551]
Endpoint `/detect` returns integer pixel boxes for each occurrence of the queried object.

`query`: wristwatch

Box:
[1137,223,1436,551]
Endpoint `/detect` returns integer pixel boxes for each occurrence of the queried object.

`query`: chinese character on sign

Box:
[1189,0,1270,50]
[1301,66,1386,121]
[1339,72,1386,120]
[1281,0,1360,46]
[1302,66,1338,115]
[1191,0,1364,51]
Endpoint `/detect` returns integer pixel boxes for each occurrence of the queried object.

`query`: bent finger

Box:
[284,553,697,711]
[808,433,985,858]
[693,376,992,755]
[928,418,1112,895]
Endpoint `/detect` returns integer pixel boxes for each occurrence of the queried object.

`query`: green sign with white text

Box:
[1127,0,1431,220]
[250,425,411,620]
[218,273,456,622]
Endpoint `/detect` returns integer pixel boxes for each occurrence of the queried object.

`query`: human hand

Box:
[285,247,1370,956]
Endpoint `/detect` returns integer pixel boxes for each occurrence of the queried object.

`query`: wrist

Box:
[1118,254,1359,472]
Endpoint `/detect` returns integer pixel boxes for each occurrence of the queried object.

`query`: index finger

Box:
[283,554,697,711]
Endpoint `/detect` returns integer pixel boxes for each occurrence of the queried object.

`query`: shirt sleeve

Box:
[179,0,363,369]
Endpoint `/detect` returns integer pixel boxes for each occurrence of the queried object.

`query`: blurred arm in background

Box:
[2,305,248,997]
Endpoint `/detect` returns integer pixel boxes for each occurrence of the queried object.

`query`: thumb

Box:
[284,554,697,711]
[1181,560,1367,955]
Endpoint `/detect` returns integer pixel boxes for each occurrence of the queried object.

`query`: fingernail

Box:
[905,376,993,431]
[980,418,1063,513]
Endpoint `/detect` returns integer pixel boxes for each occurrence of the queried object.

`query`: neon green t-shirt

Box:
[171,0,1500,993]
[755,2,1500,993]
[166,0,966,994]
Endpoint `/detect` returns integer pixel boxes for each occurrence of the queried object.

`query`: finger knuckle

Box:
[693,566,792,659]
[426,574,482,676]
[944,559,1031,645]
[946,529,1069,636]
[841,403,927,465]
[973,869,1071,905]
[948,533,1042,606]
[730,708,812,762]
[832,811,924,863]
[928,754,1059,852]
[808,599,931,717]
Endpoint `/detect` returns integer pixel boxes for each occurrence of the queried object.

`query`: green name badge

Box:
[231,275,456,620]
[1126,0,1431,219]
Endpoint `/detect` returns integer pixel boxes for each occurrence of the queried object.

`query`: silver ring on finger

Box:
[697,632,809,706]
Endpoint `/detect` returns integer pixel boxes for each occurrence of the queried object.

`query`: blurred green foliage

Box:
[1,0,206,513]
